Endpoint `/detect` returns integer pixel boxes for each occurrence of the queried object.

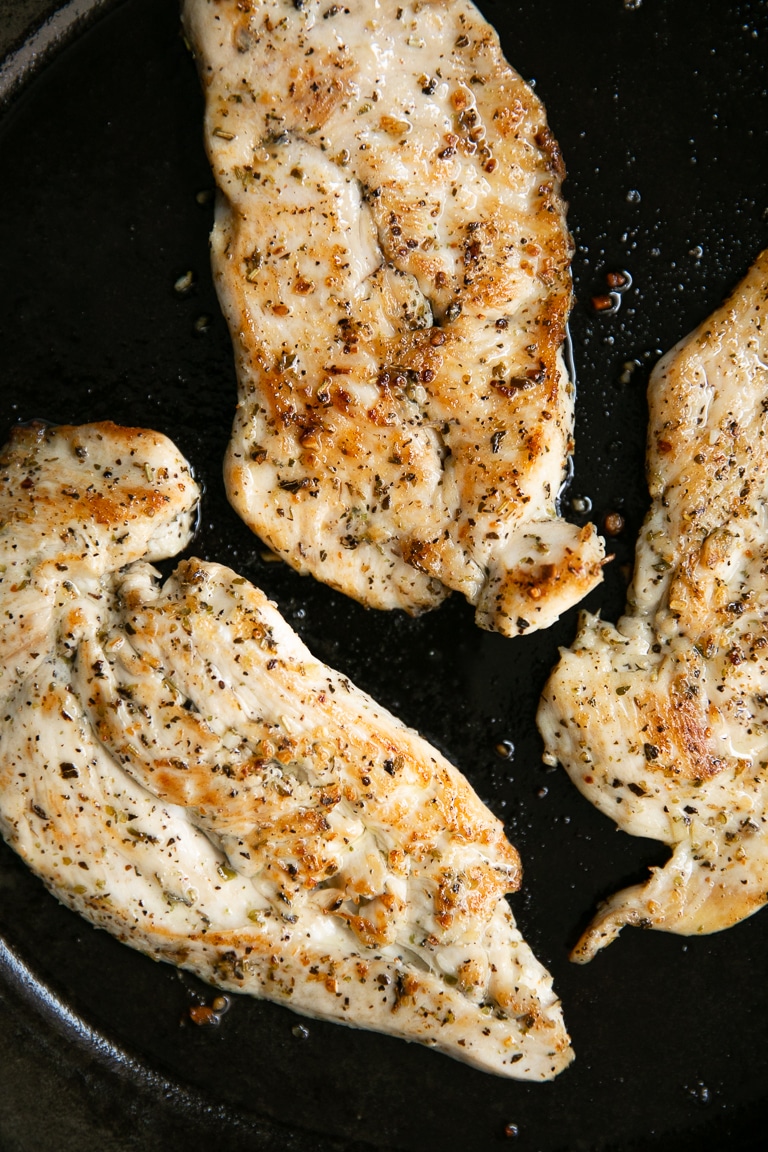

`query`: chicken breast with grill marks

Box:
[182,0,604,636]
[0,420,572,1078]
[538,252,768,962]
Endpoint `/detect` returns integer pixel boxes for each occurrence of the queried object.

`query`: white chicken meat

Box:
[182,0,604,636]
[538,252,768,961]
[0,420,572,1077]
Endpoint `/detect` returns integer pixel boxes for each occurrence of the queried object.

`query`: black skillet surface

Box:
[1,1,767,1149]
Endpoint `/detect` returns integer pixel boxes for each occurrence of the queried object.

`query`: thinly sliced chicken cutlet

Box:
[182,0,604,636]
[538,251,768,961]
[0,421,572,1077]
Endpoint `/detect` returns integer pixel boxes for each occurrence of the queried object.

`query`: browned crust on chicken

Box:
[182,0,604,636]
[0,420,572,1077]
[538,250,768,960]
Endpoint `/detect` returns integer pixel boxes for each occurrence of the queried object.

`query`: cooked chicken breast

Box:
[0,420,572,1077]
[538,251,768,962]
[182,0,604,636]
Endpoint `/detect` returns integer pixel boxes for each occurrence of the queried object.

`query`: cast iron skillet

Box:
[1,2,767,1149]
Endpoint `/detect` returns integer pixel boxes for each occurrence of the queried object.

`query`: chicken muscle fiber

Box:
[0,420,572,1078]
[182,0,604,636]
[538,252,768,961]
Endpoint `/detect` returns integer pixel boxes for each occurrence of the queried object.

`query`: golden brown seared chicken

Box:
[182,0,604,636]
[0,421,572,1078]
[538,252,768,961]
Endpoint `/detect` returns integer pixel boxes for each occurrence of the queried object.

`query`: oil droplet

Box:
[686,1080,711,1104]
[689,245,704,259]
[188,1004,220,1026]
[292,1024,310,1040]
[626,188,642,204]
[623,0,643,9]
[571,494,592,514]
[603,511,625,537]
[504,1121,520,1138]
[618,359,641,385]
[495,740,515,760]
[591,291,621,315]
[606,269,633,292]
[174,270,195,295]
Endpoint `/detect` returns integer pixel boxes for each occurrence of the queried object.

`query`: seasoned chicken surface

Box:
[0,421,572,1078]
[182,0,604,636]
[538,252,768,961]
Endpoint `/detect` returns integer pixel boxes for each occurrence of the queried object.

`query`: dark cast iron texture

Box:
[0,2,767,1149]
